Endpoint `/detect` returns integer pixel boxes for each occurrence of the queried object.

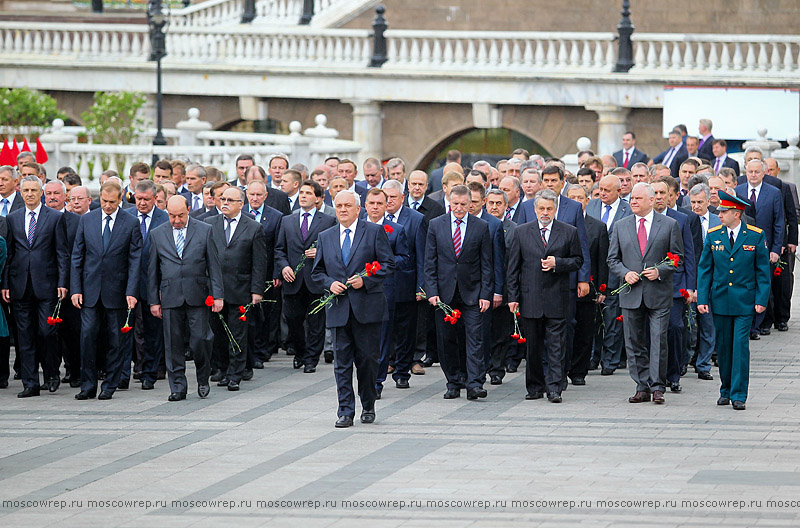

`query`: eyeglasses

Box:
[218,198,242,203]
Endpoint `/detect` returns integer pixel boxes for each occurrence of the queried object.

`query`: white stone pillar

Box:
[175,107,212,147]
[586,105,630,156]
[772,135,800,190]
[344,99,382,171]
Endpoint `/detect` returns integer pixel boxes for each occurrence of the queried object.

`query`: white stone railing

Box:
[384,30,617,71]
[631,33,800,74]
[169,0,348,28]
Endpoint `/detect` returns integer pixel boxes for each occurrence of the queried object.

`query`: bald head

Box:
[443,162,464,176]
[167,195,190,230]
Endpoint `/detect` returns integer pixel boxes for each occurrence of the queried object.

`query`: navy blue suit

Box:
[71,208,143,395]
[312,219,394,418]
[4,206,69,389]
[124,206,167,385]
[652,144,688,179]
[58,211,82,383]
[424,213,492,392]
[736,182,785,255]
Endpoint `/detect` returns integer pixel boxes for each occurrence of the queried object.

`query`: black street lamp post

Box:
[614,0,635,73]
[242,0,256,23]
[148,1,168,166]
[299,0,314,25]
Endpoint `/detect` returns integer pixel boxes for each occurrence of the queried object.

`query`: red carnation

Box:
[372,261,381,272]
[47,317,56,326]
[590,275,594,283]
[511,333,519,339]
[205,296,214,307]
[238,315,247,322]
[384,225,393,234]
[120,325,132,333]
[55,318,63,324]
[599,284,607,293]
[518,337,527,344]
[616,315,623,322]
[238,305,246,314]
[365,263,374,276]
[774,267,782,276]
[449,318,457,325]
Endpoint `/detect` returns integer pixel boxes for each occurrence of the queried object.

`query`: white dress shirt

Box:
[100,208,119,236]
[748,182,763,203]
[340,221,357,248]
[450,212,467,237]
[24,203,42,235]
[538,221,551,245]
[601,197,621,230]
[634,210,655,240]
[299,206,317,227]
[172,226,187,247]
[287,192,299,211]
[138,210,152,234]
[728,222,742,243]
[385,205,403,224]
[223,212,242,242]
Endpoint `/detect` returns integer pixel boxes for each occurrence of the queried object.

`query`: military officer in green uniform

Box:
[697,191,770,410]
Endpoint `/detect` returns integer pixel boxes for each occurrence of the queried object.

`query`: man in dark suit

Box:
[697,119,715,162]
[149,196,224,400]
[608,182,684,405]
[336,159,368,206]
[498,176,523,223]
[125,180,168,390]
[180,164,207,214]
[424,185,493,400]
[427,150,460,195]
[382,180,428,380]
[651,130,689,179]
[735,159,785,338]
[566,184,608,385]
[0,165,22,388]
[205,187,266,391]
[280,169,303,212]
[243,181,284,368]
[274,180,336,372]
[407,170,446,222]
[190,182,216,218]
[355,158,385,192]
[508,189,583,402]
[485,188,518,384]
[311,189,394,428]
[244,165,291,216]
[586,175,632,374]
[1,176,69,397]
[71,180,142,400]
[711,140,740,177]
[613,132,649,169]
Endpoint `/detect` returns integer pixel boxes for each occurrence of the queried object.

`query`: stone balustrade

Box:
[169,0,346,28]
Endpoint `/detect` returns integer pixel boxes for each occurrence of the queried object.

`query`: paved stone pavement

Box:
[2,286,800,527]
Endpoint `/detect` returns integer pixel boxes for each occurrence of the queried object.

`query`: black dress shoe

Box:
[749,331,760,340]
[697,371,714,381]
[156,370,166,380]
[217,377,229,387]
[571,378,586,386]
[0,380,8,389]
[48,378,60,393]
[168,392,187,402]
[198,385,210,399]
[141,380,155,390]
[293,357,303,369]
[505,364,518,373]
[335,416,353,428]
[304,365,316,373]
[395,379,410,389]
[759,327,771,336]
[210,369,222,382]
[324,351,334,364]
[252,361,264,369]
[69,379,81,388]
[679,365,687,377]
[588,360,599,370]
[601,368,615,376]
[376,387,382,400]
[17,386,40,398]
[75,390,96,400]
[241,368,254,381]
[490,375,502,385]
[118,380,129,390]
[547,392,562,403]
[525,392,544,400]
[443,388,460,399]
[13,371,21,380]
[360,409,376,424]
[184,350,194,361]
[717,396,730,406]
[776,322,789,332]
[466,387,487,400]
[421,358,435,368]
[227,381,240,391]
[132,371,142,380]
[62,374,72,383]
[670,383,682,393]
[98,391,113,400]
[732,400,746,410]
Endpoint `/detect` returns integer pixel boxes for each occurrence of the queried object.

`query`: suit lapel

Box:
[546,221,561,250]
[731,224,747,254]
[346,220,367,269]
[228,216,247,246]
[643,214,663,258]
[184,218,197,252]
[29,207,47,247]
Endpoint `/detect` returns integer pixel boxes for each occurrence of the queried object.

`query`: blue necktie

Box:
[176,230,185,258]
[103,215,111,252]
[140,213,148,240]
[1,198,8,217]
[601,204,611,224]
[27,211,36,246]
[387,213,394,222]
[412,201,419,210]
[341,228,352,264]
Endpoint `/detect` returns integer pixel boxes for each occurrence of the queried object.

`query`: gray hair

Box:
[744,146,764,159]
[386,157,405,172]
[16,151,34,164]
[699,118,713,131]
[506,158,522,168]
[44,179,66,194]
[486,188,508,203]
[0,165,15,178]
[567,183,588,199]
[632,182,655,198]
[520,160,539,173]
[334,188,362,207]
[472,160,491,173]
[70,185,90,199]
[382,179,404,193]
[533,188,558,207]
[135,179,157,195]
[186,163,207,179]
[20,175,42,189]
[499,176,521,192]
[689,183,710,200]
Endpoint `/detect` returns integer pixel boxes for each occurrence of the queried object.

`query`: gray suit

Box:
[148,218,224,395]
[607,212,683,393]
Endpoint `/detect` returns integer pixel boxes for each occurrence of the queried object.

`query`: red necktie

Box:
[453,218,462,258]
[623,151,630,169]
[638,218,647,256]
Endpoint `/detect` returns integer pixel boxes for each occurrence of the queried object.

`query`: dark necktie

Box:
[140,213,148,240]
[638,218,647,256]
[224,218,233,245]
[387,213,395,222]
[103,215,112,251]
[301,212,310,241]
[750,188,757,205]
[506,207,513,220]
[729,229,735,248]
[540,227,547,247]
[412,201,419,210]
[453,219,462,258]
[341,228,352,264]
[27,210,36,246]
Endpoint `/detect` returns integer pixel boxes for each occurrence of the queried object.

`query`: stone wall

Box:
[342,0,800,35]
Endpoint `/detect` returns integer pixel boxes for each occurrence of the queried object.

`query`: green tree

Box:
[81,91,148,171]
[0,88,64,128]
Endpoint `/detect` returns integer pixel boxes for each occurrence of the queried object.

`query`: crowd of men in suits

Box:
[0,116,795,422]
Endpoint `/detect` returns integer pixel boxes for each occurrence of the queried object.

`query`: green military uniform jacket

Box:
[697,223,771,316]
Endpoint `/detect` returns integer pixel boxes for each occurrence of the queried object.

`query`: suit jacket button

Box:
[729,282,733,286]
[730,257,734,261]
[730,269,734,273]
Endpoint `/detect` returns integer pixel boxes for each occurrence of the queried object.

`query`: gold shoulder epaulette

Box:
[746,224,763,234]
[707,225,723,233]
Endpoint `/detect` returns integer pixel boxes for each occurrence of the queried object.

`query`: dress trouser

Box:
[163,304,212,394]
[14,280,58,389]
[80,304,125,394]
[283,284,326,367]
[601,293,625,370]
[332,307,381,418]
[435,289,484,391]
[58,301,81,381]
[136,303,165,384]
[713,313,752,402]
[569,300,597,380]
[522,315,566,395]
[666,297,686,385]
[622,305,670,393]
[391,300,418,382]
[488,306,513,379]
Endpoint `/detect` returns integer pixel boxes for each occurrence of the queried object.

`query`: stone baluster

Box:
[771,136,800,189]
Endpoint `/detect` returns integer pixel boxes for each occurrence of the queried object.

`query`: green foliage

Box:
[0,88,64,128]
[81,91,148,145]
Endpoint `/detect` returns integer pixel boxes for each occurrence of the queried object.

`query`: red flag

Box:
[0,139,11,166]
[35,137,48,164]
[21,138,31,153]
[9,140,20,165]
